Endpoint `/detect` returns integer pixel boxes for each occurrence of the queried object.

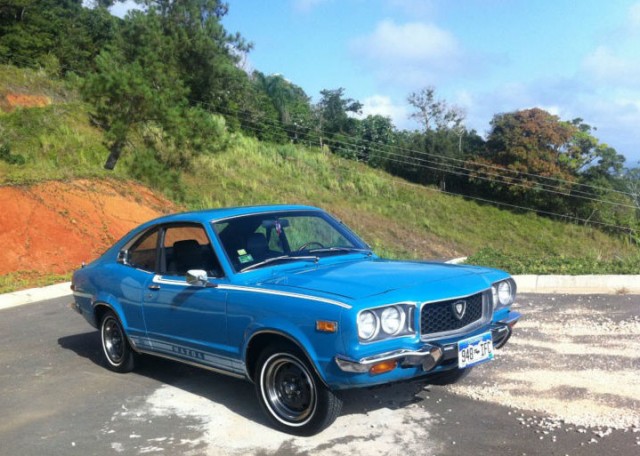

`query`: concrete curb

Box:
[0,282,72,311]
[513,275,640,295]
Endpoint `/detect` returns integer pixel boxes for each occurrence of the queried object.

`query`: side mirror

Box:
[186,270,216,288]
[117,249,129,265]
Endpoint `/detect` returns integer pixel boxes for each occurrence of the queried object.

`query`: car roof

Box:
[143,204,322,227]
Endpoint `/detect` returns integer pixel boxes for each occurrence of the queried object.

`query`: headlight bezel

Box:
[491,278,516,309]
[356,303,415,343]
[357,310,380,340]
[380,305,406,336]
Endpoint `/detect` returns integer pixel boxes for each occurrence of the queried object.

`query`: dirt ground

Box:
[0,179,178,276]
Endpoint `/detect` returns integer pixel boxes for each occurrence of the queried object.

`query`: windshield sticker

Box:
[238,253,254,264]
[237,249,247,256]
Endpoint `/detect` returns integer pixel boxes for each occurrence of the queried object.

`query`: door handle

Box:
[148,284,161,291]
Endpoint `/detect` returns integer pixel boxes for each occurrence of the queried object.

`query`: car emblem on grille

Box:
[452,300,467,320]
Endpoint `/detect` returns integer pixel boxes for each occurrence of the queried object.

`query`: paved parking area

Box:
[1,294,638,455]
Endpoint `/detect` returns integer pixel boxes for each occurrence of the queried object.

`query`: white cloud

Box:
[292,0,330,13]
[350,20,465,88]
[360,95,411,128]
[582,46,640,88]
[352,20,459,64]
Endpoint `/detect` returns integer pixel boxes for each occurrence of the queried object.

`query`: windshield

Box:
[212,210,370,272]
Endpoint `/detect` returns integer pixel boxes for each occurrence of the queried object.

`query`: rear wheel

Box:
[255,345,342,435]
[100,310,136,373]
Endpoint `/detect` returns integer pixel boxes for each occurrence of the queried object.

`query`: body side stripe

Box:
[218,284,352,309]
[151,276,351,309]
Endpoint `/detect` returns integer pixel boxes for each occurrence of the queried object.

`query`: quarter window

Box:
[128,228,159,272]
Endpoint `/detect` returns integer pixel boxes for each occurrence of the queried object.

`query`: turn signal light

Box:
[369,360,397,375]
[316,320,338,333]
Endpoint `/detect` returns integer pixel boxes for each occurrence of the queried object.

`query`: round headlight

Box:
[358,310,379,340]
[497,281,513,306]
[380,306,405,335]
[492,285,498,308]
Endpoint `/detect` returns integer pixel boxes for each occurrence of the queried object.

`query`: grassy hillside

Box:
[1,65,638,274]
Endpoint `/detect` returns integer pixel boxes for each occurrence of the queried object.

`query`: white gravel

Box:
[448,297,640,430]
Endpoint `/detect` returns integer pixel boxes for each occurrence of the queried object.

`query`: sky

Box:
[112,0,640,166]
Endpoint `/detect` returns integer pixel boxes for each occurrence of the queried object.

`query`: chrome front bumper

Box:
[335,345,444,374]
[335,311,521,374]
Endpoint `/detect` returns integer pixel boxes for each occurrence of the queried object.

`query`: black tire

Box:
[254,345,342,436]
[100,310,136,373]
[427,367,473,385]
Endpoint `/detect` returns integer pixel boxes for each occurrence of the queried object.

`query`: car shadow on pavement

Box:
[58,330,433,430]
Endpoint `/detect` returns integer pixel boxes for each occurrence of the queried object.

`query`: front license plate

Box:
[458,332,494,368]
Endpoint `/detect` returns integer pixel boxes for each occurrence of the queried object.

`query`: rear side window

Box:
[128,228,159,272]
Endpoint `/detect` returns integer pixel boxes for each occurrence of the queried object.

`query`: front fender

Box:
[242,316,346,386]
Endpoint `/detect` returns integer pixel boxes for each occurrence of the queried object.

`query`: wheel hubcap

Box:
[103,318,124,364]
[263,354,317,425]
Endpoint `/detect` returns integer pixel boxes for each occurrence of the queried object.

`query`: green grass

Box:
[0,272,71,294]
[1,63,638,277]
[179,136,636,264]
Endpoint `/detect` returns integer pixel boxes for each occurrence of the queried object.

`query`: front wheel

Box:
[100,310,136,373]
[255,345,342,435]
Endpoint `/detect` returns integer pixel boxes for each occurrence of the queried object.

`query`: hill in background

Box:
[0,65,638,292]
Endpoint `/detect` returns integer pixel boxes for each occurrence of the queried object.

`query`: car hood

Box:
[257,259,497,301]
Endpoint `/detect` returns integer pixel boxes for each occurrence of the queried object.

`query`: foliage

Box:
[470,108,577,207]
[0,0,118,75]
[82,1,239,169]
[315,88,362,158]
[252,72,313,131]
[0,140,25,165]
[402,86,466,190]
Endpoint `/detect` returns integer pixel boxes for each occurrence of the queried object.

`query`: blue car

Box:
[71,205,520,435]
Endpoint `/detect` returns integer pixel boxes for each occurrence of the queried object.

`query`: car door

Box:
[113,226,160,344]
[142,223,238,373]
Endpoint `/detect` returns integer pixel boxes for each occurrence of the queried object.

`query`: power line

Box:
[231,120,637,233]
[215,106,639,212]
[208,101,636,200]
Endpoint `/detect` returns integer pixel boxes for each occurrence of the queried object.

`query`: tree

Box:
[468,108,577,211]
[251,72,313,142]
[623,167,640,215]
[83,0,248,169]
[407,86,466,190]
[355,114,395,166]
[0,0,118,74]
[315,88,362,154]
[408,86,464,132]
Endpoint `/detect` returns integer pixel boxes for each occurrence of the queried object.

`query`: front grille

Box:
[420,292,484,335]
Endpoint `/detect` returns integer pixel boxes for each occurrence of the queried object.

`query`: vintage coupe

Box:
[71,205,520,435]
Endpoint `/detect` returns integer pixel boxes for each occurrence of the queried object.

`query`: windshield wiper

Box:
[240,255,319,273]
[308,247,373,256]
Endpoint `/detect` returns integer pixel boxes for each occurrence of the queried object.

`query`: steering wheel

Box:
[296,241,325,252]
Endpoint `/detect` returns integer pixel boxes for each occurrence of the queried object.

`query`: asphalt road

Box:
[1,294,638,456]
